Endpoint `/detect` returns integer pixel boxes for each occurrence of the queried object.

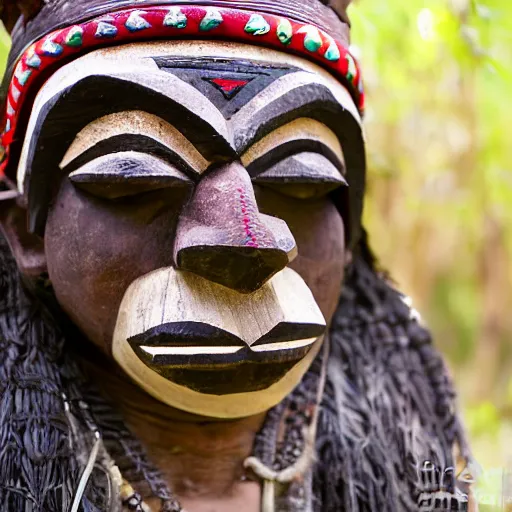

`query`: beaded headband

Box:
[0,4,364,179]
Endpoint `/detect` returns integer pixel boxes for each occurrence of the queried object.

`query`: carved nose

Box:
[174,162,297,293]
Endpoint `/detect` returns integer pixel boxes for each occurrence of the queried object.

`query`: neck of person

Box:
[80,347,266,511]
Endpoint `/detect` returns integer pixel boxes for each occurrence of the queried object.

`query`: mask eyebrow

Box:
[15,57,234,234]
[17,52,233,195]
[241,118,344,177]
[230,68,365,244]
[61,111,208,176]
[230,70,360,154]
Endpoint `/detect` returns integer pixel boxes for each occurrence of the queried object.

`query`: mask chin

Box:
[112,266,326,418]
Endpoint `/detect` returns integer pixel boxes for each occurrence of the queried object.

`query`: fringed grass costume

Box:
[0,231,474,511]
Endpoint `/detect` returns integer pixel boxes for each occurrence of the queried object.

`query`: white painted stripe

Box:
[140,345,243,356]
[251,337,316,352]
[139,337,317,357]
[61,110,208,173]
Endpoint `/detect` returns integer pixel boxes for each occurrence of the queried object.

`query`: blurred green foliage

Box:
[0,26,8,73]
[0,0,511,502]
[350,0,512,492]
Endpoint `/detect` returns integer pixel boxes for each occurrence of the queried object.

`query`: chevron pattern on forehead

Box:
[152,57,299,118]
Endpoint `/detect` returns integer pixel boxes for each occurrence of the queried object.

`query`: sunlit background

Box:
[0,0,511,508]
[350,0,512,508]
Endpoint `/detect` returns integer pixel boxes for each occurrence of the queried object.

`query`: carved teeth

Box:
[244,14,270,36]
[139,337,316,357]
[140,345,242,356]
[250,338,316,352]
[199,9,223,31]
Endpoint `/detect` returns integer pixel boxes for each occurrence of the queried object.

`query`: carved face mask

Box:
[0,4,365,418]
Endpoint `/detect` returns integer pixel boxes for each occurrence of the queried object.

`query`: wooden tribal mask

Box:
[0,3,365,418]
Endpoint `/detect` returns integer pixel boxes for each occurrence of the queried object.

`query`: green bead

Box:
[302,26,322,53]
[276,19,292,44]
[199,9,223,31]
[41,38,63,56]
[125,11,151,32]
[95,21,118,38]
[346,54,357,81]
[16,69,32,86]
[26,54,41,69]
[324,41,340,61]
[163,7,187,29]
[65,26,83,47]
[244,14,270,36]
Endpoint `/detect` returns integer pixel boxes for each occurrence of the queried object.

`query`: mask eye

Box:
[68,151,194,200]
[252,152,347,200]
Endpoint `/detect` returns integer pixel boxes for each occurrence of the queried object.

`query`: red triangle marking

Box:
[210,78,249,93]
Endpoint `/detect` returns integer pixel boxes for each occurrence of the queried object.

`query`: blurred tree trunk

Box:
[453,1,509,401]
[475,216,509,400]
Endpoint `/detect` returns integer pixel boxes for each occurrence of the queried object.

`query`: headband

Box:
[0,2,363,180]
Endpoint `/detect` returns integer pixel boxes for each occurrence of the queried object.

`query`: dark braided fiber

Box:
[0,227,470,511]
[0,233,83,511]
[83,386,182,511]
[0,233,178,511]
[312,232,469,511]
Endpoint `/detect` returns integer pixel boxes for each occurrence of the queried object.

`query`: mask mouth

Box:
[127,321,324,394]
[128,321,324,365]
[113,266,326,402]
